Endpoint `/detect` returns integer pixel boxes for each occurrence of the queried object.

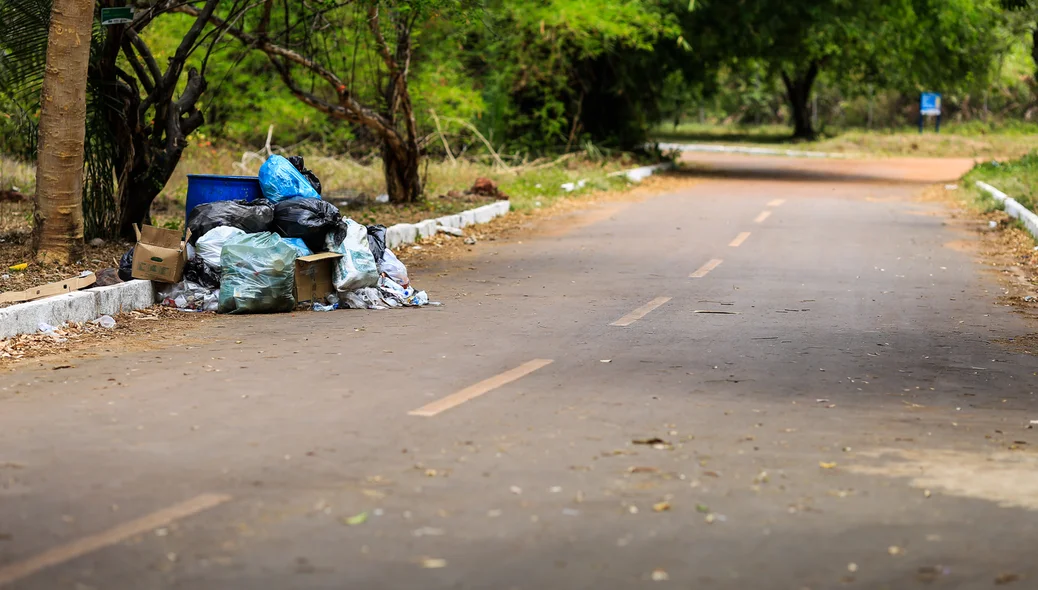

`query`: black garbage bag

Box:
[183,257,222,290]
[186,198,274,245]
[288,155,322,196]
[272,198,341,251]
[366,224,387,264]
[118,246,135,281]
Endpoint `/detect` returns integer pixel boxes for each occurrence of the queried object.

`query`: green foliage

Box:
[966,151,1038,211]
[472,0,684,152]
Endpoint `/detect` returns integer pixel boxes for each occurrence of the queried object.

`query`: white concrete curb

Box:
[608,162,675,182]
[385,200,511,249]
[657,142,851,159]
[975,181,1038,239]
[0,279,157,340]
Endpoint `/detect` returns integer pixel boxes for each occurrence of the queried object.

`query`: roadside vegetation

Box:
[2,0,1037,264]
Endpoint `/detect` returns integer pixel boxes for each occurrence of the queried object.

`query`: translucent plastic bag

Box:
[259,155,321,203]
[380,248,409,288]
[325,219,379,292]
[218,232,297,314]
[195,226,245,267]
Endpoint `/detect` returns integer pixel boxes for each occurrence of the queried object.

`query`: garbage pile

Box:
[123,155,434,314]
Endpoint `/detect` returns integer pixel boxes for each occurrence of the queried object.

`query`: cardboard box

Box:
[0,271,96,304]
[131,224,190,283]
[294,252,343,302]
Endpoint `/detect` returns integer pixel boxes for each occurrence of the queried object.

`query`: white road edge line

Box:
[409,359,554,417]
[754,210,772,224]
[729,232,751,248]
[690,259,723,278]
[0,493,232,588]
[767,198,787,207]
[610,296,672,327]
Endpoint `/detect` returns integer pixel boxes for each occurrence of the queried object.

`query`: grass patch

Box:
[963,151,1038,213]
[653,122,1038,159]
[0,153,34,193]
[151,143,643,229]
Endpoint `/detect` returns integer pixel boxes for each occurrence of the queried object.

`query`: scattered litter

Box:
[692,310,739,314]
[159,280,218,312]
[92,315,116,329]
[989,220,998,229]
[420,557,447,569]
[510,485,522,495]
[652,501,671,512]
[848,563,858,573]
[819,461,837,469]
[651,569,669,582]
[464,236,477,245]
[342,512,369,526]
[8,263,27,272]
[888,545,903,556]
[695,504,710,513]
[944,184,958,190]
[375,193,390,204]
[562,508,580,516]
[412,527,445,537]
[600,359,612,363]
[632,437,673,450]
[561,179,588,192]
[629,466,659,474]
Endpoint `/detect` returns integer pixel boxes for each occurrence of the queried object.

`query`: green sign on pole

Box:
[100,6,134,26]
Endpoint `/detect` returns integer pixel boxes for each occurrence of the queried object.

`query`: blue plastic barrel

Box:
[185,175,262,219]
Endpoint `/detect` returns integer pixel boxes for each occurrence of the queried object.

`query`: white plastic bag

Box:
[326,219,379,292]
[380,248,409,288]
[195,226,246,267]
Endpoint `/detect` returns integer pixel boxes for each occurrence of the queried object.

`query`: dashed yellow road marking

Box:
[729,232,751,247]
[754,210,772,224]
[690,259,723,278]
[767,198,786,207]
[0,493,231,588]
[409,359,554,417]
[610,296,672,327]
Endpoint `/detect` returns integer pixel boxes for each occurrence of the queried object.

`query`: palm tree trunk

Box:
[32,0,93,264]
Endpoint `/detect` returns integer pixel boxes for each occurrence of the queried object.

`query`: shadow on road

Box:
[669,154,975,186]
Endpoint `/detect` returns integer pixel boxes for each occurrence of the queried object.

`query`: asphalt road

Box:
[3,153,1038,590]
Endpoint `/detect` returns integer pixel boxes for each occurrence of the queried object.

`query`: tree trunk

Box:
[781,62,820,140]
[382,141,422,203]
[32,0,93,264]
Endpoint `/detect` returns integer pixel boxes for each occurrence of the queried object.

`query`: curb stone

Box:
[975,181,1038,240]
[385,200,510,249]
[0,280,157,340]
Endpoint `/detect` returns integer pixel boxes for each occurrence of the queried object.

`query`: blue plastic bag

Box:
[282,237,313,258]
[258,155,321,203]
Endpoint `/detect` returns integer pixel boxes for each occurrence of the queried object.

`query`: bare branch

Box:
[368,5,399,75]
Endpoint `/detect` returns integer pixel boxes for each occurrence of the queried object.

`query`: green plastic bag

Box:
[218,232,297,314]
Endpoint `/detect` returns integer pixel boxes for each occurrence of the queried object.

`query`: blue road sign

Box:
[920,92,942,116]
